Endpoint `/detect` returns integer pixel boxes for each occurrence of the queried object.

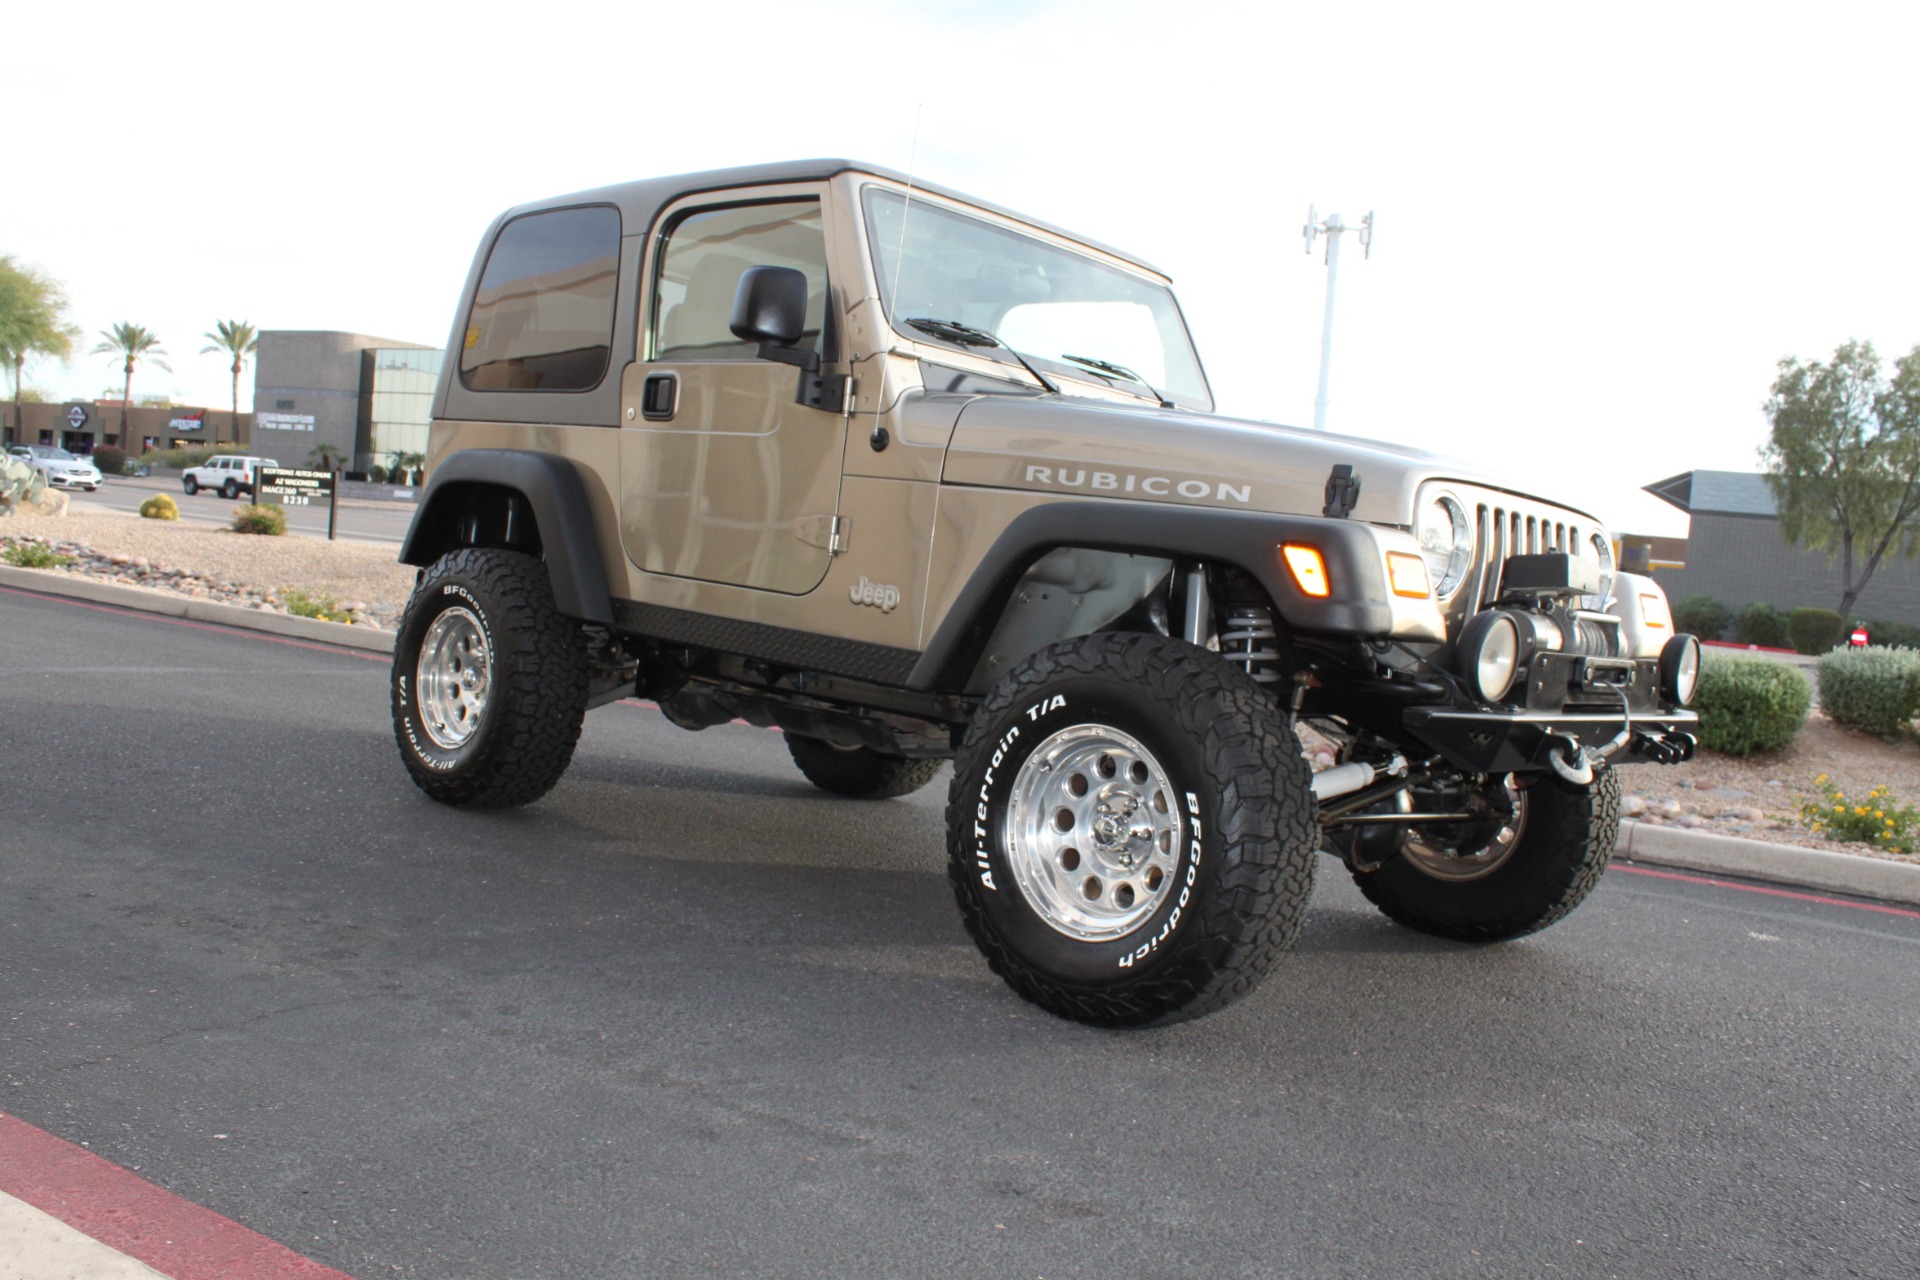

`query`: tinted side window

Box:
[462,206,621,392]
[653,201,826,362]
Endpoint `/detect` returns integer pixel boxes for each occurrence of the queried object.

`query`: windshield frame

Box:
[857,182,1213,413]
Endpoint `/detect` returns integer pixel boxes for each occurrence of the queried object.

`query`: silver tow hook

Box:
[1546,691,1636,786]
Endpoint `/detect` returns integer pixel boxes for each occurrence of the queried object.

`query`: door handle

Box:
[641,372,678,421]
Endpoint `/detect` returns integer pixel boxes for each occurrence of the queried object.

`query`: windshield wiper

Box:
[1059,354,1173,409]
[903,317,1059,394]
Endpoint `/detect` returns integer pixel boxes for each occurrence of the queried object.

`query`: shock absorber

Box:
[1220,605,1284,686]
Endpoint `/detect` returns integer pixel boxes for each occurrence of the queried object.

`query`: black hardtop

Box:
[500,158,1164,276]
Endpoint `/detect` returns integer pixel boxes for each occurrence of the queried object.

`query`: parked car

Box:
[181,454,279,499]
[8,444,102,491]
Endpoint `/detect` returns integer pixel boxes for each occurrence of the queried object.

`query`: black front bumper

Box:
[1402,654,1700,775]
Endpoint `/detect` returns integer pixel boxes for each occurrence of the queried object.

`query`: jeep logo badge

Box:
[849,575,901,613]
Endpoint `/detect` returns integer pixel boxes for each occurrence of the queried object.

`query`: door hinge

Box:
[799,371,857,415]
[794,514,849,555]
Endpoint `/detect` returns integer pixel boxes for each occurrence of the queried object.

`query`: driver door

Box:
[619,187,843,596]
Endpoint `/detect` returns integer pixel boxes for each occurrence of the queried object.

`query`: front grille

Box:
[1460,493,1590,610]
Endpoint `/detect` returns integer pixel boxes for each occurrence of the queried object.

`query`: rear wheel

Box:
[948,633,1316,1027]
[786,735,943,799]
[221,478,239,499]
[1351,768,1620,941]
[391,548,588,808]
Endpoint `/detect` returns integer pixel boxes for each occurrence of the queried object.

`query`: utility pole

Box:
[1302,206,1375,431]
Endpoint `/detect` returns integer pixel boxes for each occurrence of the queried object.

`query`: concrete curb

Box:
[8,559,1919,909]
[0,563,395,655]
[1617,819,1920,907]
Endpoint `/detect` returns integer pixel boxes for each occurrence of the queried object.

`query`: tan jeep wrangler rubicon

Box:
[392,159,1701,1026]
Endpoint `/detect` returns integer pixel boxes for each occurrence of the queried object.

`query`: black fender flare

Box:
[908,500,1395,690]
[399,449,613,626]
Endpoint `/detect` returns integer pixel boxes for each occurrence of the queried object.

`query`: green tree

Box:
[1762,340,1920,617]
[91,322,171,452]
[309,442,346,470]
[0,255,81,445]
[200,319,257,445]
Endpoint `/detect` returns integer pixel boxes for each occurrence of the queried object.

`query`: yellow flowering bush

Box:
[1799,775,1918,853]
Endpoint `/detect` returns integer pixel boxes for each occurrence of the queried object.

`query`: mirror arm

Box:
[756,342,821,374]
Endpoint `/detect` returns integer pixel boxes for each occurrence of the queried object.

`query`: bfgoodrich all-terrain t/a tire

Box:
[786,734,944,800]
[391,548,588,809]
[948,633,1317,1027]
[1351,768,1621,941]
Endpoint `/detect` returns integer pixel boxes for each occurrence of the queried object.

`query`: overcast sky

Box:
[9,0,1917,537]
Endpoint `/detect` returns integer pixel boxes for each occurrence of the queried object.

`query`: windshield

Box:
[863,187,1211,411]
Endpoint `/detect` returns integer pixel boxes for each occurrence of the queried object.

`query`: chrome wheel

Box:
[1004,723,1184,941]
[416,606,491,750]
[1401,778,1528,882]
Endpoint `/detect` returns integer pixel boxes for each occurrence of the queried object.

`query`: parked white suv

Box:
[7,444,102,491]
[181,454,278,499]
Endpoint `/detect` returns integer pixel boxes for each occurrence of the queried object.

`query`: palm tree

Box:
[200,320,258,446]
[309,442,347,471]
[91,323,170,453]
[0,256,81,445]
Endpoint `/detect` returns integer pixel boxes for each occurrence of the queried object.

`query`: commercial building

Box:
[1646,469,1920,622]
[251,330,442,477]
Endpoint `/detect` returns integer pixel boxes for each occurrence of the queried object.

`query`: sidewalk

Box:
[5,561,1919,910]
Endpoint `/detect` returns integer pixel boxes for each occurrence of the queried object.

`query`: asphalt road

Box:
[3,586,1917,1280]
[66,475,416,544]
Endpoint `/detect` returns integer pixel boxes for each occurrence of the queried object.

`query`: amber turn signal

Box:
[1282,545,1331,597]
[1385,552,1432,598]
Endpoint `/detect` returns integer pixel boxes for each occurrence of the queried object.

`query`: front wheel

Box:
[1351,769,1621,941]
[181,476,198,495]
[391,547,588,808]
[948,633,1317,1027]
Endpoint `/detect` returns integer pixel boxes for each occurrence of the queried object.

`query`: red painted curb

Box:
[0,1113,358,1280]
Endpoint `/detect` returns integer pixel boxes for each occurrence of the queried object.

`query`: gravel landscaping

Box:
[1,509,415,630]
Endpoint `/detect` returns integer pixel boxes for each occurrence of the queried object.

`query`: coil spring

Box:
[1221,606,1284,685]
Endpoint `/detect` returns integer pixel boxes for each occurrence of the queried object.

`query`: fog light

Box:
[1282,545,1331,597]
[1457,611,1522,702]
[1660,633,1701,706]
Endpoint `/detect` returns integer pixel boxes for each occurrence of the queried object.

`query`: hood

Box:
[940,394,1601,528]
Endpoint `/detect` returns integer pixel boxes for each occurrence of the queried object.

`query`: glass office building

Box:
[359,346,443,477]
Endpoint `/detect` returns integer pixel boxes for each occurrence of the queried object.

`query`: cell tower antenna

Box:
[1304,205,1376,431]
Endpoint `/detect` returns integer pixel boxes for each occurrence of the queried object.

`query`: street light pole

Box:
[1302,206,1375,431]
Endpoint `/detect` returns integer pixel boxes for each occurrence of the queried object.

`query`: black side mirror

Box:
[729,266,818,372]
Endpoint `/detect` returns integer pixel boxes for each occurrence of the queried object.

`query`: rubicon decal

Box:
[849,575,901,612]
[1024,465,1252,505]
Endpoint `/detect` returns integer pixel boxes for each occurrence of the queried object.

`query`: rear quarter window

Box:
[461,205,621,393]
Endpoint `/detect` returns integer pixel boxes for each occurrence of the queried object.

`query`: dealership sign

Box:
[169,410,207,433]
[66,406,87,429]
[257,412,317,432]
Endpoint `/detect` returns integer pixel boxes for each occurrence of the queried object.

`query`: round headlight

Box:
[1418,495,1472,597]
[1579,531,1615,608]
[1660,633,1701,706]
[1457,611,1522,702]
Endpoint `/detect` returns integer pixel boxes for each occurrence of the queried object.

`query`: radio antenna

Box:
[887,104,923,322]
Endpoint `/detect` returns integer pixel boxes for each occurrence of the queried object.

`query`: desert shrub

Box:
[1672,594,1731,639]
[230,503,286,535]
[282,588,351,623]
[1817,646,1920,738]
[1800,776,1920,853]
[91,445,128,476]
[138,494,178,520]
[1788,607,1846,655]
[1864,618,1920,649]
[2,542,73,568]
[1733,602,1790,648]
[1691,654,1812,756]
